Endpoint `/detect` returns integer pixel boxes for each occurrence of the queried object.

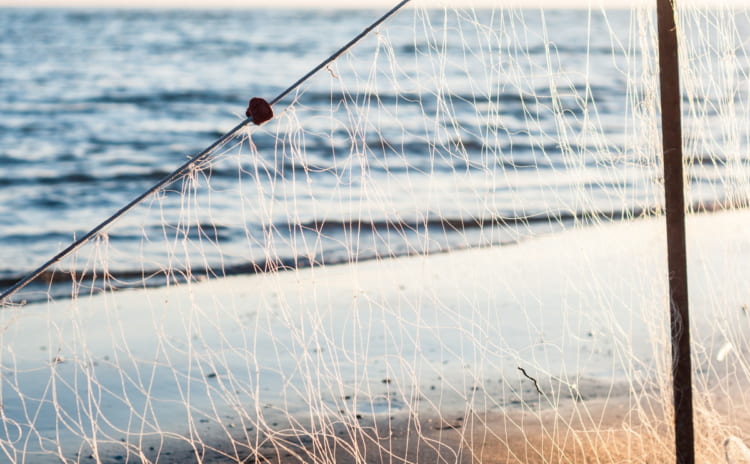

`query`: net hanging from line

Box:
[2,2,750,463]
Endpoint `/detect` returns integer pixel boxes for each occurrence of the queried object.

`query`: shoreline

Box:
[4,197,744,306]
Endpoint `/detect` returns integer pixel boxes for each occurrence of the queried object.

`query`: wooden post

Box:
[656,1,695,463]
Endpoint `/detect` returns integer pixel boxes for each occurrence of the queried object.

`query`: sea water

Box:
[1,7,748,301]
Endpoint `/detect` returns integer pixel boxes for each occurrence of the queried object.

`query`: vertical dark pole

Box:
[656,1,695,463]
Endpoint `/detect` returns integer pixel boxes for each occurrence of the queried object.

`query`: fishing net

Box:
[2,3,750,463]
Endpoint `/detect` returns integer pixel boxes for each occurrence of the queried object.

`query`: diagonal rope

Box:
[0,0,413,306]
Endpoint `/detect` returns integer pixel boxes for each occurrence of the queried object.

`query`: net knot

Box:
[246,97,273,125]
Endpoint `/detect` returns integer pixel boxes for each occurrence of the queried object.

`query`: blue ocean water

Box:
[0,9,371,290]
[0,7,747,299]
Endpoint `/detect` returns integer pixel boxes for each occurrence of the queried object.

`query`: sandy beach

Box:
[2,3,750,462]
[3,209,750,463]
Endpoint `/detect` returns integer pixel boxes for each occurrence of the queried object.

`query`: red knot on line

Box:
[246,97,273,125]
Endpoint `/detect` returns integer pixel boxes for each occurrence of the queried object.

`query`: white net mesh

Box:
[3,3,750,463]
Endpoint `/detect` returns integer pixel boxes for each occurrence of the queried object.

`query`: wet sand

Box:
[5,210,750,463]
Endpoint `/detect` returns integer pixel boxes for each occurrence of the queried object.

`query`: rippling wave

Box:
[1,8,748,300]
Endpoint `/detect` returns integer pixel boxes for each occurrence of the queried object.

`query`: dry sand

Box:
[176,391,750,463]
